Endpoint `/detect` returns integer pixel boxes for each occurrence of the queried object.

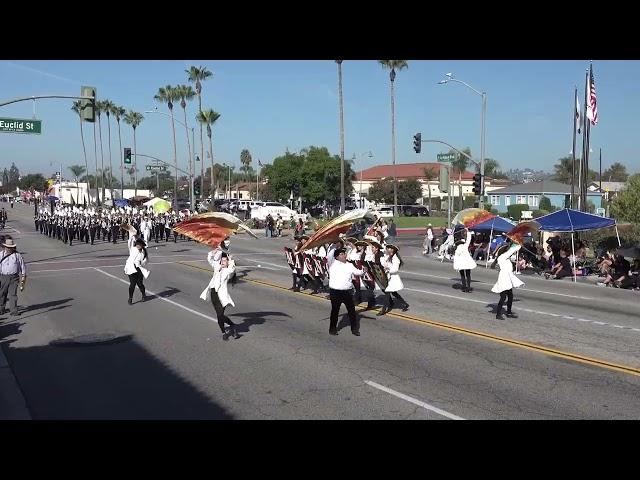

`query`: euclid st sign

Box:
[0,118,42,134]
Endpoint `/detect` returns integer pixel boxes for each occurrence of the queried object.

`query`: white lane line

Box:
[404,287,487,305]
[365,381,464,420]
[403,287,640,334]
[94,268,219,325]
[402,269,595,300]
[6,227,21,234]
[243,258,289,270]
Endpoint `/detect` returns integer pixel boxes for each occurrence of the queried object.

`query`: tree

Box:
[539,195,552,211]
[451,148,471,210]
[263,147,353,205]
[378,60,408,216]
[397,178,422,205]
[123,111,144,196]
[610,174,640,223]
[423,166,438,210]
[175,84,196,200]
[601,162,628,182]
[483,158,508,180]
[102,99,116,198]
[95,100,107,202]
[186,65,213,199]
[18,173,47,192]
[240,149,252,180]
[553,156,596,184]
[8,162,20,189]
[2,169,8,187]
[113,105,127,199]
[71,101,91,194]
[195,108,221,197]
[154,85,180,205]
[68,165,86,201]
[368,178,394,204]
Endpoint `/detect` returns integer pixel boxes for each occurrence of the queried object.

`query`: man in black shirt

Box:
[545,249,573,280]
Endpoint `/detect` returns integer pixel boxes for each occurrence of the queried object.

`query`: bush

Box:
[532,209,549,218]
[507,203,530,220]
[580,223,640,253]
[539,196,552,211]
[424,196,441,211]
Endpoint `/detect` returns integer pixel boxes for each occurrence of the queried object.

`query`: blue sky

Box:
[1,60,638,179]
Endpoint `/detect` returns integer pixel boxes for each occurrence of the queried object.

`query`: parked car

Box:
[402,204,430,216]
[373,207,394,219]
[251,201,307,223]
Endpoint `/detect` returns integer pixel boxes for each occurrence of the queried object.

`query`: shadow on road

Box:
[2,332,233,419]
[18,298,73,314]
[230,311,290,333]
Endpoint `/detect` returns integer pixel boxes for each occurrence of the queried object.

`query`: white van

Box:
[251,202,307,222]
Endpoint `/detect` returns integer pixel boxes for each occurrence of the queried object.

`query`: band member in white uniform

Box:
[453,228,477,293]
[124,233,150,304]
[491,243,524,320]
[201,252,240,339]
[378,244,409,315]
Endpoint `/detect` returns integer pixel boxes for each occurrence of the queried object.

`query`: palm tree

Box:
[186,66,213,200]
[71,101,91,195]
[68,165,86,203]
[195,109,221,198]
[240,149,252,181]
[154,85,180,207]
[379,60,408,216]
[102,99,116,199]
[451,148,471,210]
[113,105,126,199]
[175,84,196,202]
[123,111,144,197]
[95,100,107,203]
[336,60,345,214]
[422,166,438,210]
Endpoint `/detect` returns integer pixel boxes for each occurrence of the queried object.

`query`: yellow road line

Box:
[177,261,640,378]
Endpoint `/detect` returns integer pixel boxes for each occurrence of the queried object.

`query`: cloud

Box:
[3,61,82,86]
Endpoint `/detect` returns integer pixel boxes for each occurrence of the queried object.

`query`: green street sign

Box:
[437,152,456,163]
[0,117,42,134]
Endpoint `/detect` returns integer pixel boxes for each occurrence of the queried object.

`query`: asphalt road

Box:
[2,202,640,419]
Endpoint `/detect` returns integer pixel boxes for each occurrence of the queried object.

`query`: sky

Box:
[1,60,639,179]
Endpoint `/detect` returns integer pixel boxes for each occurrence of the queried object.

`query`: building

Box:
[587,181,626,201]
[488,180,602,213]
[48,182,151,204]
[353,162,506,203]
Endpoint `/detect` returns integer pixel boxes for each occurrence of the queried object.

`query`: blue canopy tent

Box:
[114,199,130,208]
[537,208,620,282]
[455,216,516,268]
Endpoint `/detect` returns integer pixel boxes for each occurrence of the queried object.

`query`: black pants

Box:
[384,291,407,308]
[459,269,472,289]
[497,289,513,315]
[128,270,145,299]
[329,288,358,333]
[89,227,96,244]
[210,290,235,333]
[111,226,119,244]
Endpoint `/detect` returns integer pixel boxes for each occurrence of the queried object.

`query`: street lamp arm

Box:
[446,78,483,97]
[422,139,479,167]
[143,110,193,131]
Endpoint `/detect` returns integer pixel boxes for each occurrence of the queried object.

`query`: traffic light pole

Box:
[0,94,95,108]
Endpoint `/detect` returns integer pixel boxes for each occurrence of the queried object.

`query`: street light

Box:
[222,162,232,200]
[438,73,487,208]
[144,109,196,209]
[351,151,373,208]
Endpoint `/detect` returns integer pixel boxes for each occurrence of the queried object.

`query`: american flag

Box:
[586,63,598,126]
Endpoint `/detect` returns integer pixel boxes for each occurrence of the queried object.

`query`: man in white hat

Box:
[0,238,26,316]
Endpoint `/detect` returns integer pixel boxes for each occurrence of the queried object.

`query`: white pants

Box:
[143,229,150,243]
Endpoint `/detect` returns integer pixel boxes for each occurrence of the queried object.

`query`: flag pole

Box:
[571,86,578,209]
[580,69,589,211]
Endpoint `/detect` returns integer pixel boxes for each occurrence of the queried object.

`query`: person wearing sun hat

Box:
[0,237,26,316]
[378,243,409,315]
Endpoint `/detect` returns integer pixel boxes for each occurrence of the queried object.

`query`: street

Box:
[2,203,640,419]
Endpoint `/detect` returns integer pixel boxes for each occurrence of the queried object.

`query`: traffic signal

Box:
[194,183,201,196]
[413,132,422,154]
[80,86,97,123]
[472,173,483,196]
[124,147,132,164]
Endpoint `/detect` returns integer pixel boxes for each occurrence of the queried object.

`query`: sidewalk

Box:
[0,340,31,419]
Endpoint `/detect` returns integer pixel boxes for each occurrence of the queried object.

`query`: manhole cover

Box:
[50,333,132,347]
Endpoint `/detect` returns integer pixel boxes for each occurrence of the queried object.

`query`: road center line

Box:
[93,267,219,325]
[364,381,464,420]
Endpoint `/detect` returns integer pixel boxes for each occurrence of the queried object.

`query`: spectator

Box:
[620,258,640,290]
[599,254,630,287]
[387,219,397,244]
[544,249,573,280]
[294,218,305,238]
[423,223,434,255]
[265,213,273,238]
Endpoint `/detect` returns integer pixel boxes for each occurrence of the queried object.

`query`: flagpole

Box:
[571,86,578,209]
[580,69,589,212]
